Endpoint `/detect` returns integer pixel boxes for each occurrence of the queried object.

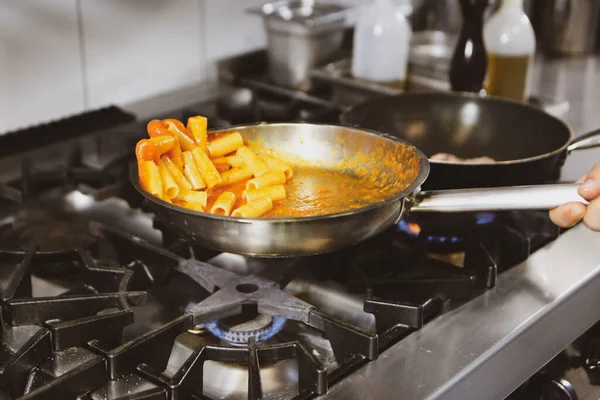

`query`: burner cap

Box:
[205,313,286,344]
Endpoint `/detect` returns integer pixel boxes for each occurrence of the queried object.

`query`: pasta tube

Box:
[212,155,244,169]
[215,164,232,173]
[138,161,163,199]
[136,139,156,163]
[232,196,273,218]
[236,146,270,177]
[207,132,244,158]
[220,167,253,186]
[182,151,206,190]
[136,137,175,164]
[243,185,286,203]
[246,170,286,190]
[175,200,205,212]
[158,162,179,200]
[191,147,222,189]
[260,154,294,180]
[177,189,208,208]
[164,119,196,151]
[148,136,175,156]
[147,120,184,171]
[187,116,208,151]
[210,192,236,215]
[161,155,192,191]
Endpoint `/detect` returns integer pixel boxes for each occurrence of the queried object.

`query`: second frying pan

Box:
[341,92,600,189]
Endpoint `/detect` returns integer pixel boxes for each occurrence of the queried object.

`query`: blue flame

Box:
[397,212,497,243]
[427,235,461,243]
[475,212,496,225]
[397,220,418,237]
[205,316,287,344]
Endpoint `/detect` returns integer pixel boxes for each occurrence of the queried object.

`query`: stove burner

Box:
[397,212,498,244]
[0,210,98,255]
[205,314,287,344]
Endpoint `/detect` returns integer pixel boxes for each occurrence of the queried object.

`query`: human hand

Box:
[550,161,600,231]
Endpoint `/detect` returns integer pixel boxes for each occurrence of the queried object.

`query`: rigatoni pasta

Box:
[260,154,294,180]
[187,116,208,151]
[147,120,184,171]
[164,120,196,151]
[138,161,163,199]
[191,147,222,189]
[246,170,286,191]
[135,115,294,218]
[177,189,208,208]
[243,185,286,203]
[208,132,244,158]
[220,167,253,186]
[158,162,179,200]
[236,146,270,177]
[182,151,206,190]
[175,201,205,212]
[210,192,236,215]
[212,155,244,169]
[232,196,273,218]
[161,155,192,191]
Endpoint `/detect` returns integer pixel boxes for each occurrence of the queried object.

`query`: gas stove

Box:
[0,82,599,400]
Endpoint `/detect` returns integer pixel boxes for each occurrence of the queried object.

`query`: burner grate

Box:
[137,340,327,400]
[0,143,138,209]
[0,108,567,399]
[0,106,135,158]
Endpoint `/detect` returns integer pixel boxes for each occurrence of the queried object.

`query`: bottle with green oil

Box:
[483,0,536,102]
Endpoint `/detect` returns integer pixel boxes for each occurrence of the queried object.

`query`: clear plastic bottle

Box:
[483,0,536,102]
[351,0,412,89]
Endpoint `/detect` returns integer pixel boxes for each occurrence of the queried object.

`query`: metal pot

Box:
[248,1,350,91]
[534,0,600,56]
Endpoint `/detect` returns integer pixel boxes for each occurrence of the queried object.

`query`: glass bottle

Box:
[449,0,489,93]
[483,0,536,102]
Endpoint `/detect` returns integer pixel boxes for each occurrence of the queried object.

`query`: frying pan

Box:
[341,92,600,190]
[131,123,588,257]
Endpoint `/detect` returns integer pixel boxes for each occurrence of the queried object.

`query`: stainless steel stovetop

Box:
[0,81,598,400]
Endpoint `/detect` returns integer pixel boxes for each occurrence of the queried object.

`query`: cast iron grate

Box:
[0,142,140,210]
[0,124,563,399]
[0,210,486,400]
[0,106,135,158]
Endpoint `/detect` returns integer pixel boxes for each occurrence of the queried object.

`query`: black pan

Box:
[341,92,600,189]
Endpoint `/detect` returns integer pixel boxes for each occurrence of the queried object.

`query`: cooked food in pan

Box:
[430,153,496,163]
[135,116,414,218]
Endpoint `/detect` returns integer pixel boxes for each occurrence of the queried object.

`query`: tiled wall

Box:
[0,0,268,134]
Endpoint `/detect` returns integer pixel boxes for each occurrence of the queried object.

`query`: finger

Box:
[583,197,600,232]
[578,161,600,200]
[549,202,586,228]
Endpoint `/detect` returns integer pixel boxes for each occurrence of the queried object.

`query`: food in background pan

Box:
[135,116,405,218]
[430,153,496,163]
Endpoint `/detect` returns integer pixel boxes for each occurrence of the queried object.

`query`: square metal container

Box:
[249,1,350,91]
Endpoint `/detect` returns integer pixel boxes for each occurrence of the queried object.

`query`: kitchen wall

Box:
[0,0,269,134]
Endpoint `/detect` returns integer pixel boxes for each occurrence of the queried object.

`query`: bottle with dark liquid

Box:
[449,0,489,93]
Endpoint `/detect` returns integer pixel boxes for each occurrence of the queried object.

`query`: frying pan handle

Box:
[567,128,600,153]
[411,183,588,213]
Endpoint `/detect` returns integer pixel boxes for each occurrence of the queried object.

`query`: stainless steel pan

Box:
[131,123,588,257]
